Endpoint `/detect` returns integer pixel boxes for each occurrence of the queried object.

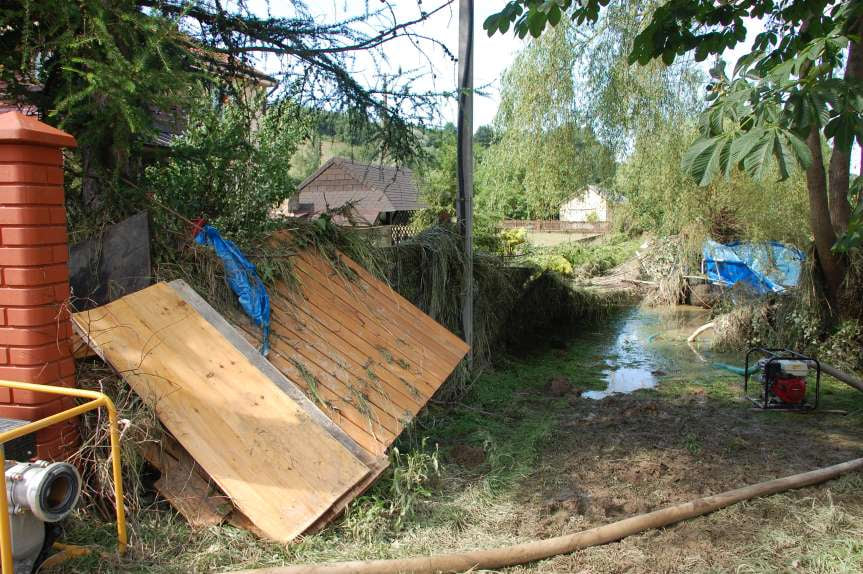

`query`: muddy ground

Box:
[500,389,863,573]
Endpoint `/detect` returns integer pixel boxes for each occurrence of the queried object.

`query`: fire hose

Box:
[227,457,863,574]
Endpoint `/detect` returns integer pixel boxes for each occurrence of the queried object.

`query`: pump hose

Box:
[226,458,863,574]
[711,362,760,376]
[817,363,863,393]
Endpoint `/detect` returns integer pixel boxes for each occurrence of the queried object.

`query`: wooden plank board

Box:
[236,248,469,459]
[270,283,432,405]
[140,437,232,528]
[295,254,459,379]
[318,253,470,363]
[73,282,371,543]
[167,280,376,467]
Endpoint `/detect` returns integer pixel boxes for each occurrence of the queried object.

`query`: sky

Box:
[251,1,858,172]
[252,1,524,127]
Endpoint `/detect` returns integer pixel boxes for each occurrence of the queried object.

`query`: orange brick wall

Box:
[0,114,78,459]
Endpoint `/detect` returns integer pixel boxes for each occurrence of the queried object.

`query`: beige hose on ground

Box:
[816,363,863,393]
[687,321,715,343]
[227,457,863,574]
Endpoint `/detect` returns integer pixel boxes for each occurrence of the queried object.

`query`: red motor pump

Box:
[744,348,821,411]
[769,373,807,404]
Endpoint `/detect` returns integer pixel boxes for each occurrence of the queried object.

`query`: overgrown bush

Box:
[146,96,310,244]
[530,253,574,276]
[555,233,640,278]
[516,233,640,280]
[499,228,527,256]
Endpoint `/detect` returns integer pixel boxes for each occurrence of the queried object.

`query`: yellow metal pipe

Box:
[0,399,101,444]
[0,379,128,572]
[103,397,127,553]
[0,379,109,401]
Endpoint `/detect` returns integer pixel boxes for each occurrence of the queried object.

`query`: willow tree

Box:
[478,0,707,222]
[487,0,863,312]
[479,25,616,220]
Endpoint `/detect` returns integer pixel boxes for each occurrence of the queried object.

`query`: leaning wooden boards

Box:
[73,282,370,543]
[235,248,470,458]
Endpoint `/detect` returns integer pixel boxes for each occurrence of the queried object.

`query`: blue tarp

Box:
[702,240,805,295]
[195,225,270,355]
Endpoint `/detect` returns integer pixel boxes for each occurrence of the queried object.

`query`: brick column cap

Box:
[0,112,76,148]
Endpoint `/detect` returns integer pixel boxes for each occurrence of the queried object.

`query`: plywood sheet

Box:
[73,282,371,543]
[236,248,470,457]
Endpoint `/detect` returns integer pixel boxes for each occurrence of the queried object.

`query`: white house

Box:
[559,185,608,223]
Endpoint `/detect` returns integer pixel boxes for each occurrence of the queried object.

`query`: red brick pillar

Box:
[0,112,78,460]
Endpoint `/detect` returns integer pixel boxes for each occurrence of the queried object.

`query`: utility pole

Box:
[457,0,474,358]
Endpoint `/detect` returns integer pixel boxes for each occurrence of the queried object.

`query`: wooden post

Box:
[457,0,474,358]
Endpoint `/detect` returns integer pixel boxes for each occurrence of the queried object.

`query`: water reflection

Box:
[582,305,740,400]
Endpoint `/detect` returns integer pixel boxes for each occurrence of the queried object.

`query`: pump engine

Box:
[744,348,820,410]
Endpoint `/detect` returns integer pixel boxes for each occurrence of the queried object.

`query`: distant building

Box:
[283,157,428,226]
[559,185,608,223]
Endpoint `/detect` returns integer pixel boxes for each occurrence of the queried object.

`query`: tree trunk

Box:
[859,145,863,209]
[828,146,851,235]
[826,18,863,234]
[806,126,845,308]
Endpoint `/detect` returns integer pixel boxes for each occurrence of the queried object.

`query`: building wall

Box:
[559,187,608,222]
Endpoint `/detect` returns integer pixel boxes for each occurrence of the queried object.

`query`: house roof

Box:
[297,157,428,214]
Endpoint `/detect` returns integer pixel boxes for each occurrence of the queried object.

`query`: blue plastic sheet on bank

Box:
[194,225,270,355]
[702,240,805,295]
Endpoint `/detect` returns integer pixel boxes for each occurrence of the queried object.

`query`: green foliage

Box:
[486,0,705,153]
[499,228,527,256]
[531,253,574,277]
[0,0,200,172]
[613,122,810,246]
[344,439,440,536]
[486,0,863,259]
[146,97,310,243]
[555,233,641,277]
[519,233,640,281]
[412,127,505,250]
[474,125,497,148]
[478,25,616,220]
[415,127,458,225]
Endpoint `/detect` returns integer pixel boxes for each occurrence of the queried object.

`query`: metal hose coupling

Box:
[4,461,81,522]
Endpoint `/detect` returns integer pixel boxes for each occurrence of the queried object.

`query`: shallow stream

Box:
[583,305,744,399]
